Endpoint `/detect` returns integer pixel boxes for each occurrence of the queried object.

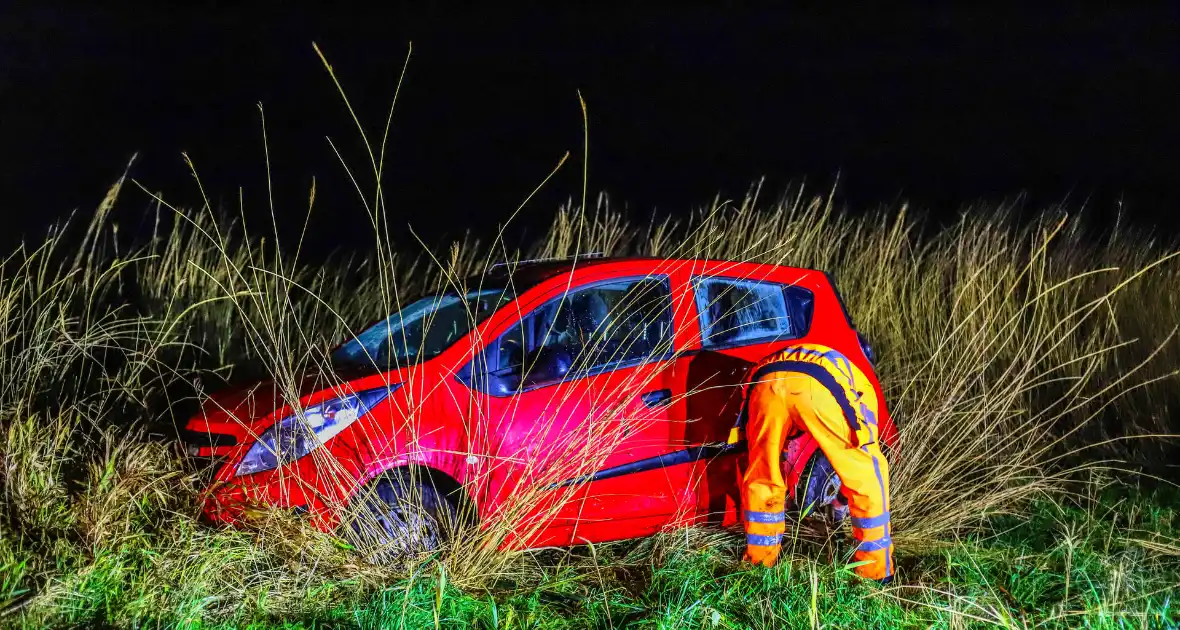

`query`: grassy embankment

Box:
[2,46,1179,628]
[1,176,1179,627]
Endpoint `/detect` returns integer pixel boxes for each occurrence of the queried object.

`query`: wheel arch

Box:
[375,463,479,525]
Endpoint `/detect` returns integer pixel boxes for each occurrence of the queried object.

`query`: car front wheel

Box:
[343,468,463,564]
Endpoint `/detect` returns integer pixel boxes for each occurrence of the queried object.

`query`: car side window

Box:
[693,277,813,348]
[465,277,674,394]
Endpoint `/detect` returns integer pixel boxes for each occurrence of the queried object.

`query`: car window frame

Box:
[458,274,678,396]
[328,286,519,374]
[689,275,814,351]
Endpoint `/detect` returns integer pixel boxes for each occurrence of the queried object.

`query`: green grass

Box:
[4,481,1173,628]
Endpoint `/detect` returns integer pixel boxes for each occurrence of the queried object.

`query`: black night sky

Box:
[2,6,1178,254]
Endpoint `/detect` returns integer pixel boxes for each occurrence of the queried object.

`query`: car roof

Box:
[468,255,826,289]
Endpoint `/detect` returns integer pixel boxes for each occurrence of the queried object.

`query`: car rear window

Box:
[692,277,813,349]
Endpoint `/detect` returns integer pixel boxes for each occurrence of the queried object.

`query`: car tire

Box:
[344,468,463,564]
[791,451,844,523]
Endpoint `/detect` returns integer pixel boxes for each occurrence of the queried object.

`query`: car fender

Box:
[356,463,476,519]
[349,392,471,512]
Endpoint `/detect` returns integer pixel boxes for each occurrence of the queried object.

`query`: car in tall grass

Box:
[182,256,897,551]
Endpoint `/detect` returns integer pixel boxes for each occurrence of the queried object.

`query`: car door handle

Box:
[641,388,673,408]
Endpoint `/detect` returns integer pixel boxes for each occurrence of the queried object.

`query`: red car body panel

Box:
[185,258,896,546]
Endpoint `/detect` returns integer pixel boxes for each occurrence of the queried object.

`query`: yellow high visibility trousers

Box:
[740,344,894,582]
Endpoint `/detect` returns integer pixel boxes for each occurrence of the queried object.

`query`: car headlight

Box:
[235,385,399,477]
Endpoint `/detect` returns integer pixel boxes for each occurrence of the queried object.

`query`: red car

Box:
[182,256,896,549]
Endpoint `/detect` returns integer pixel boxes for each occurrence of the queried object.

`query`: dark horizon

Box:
[2,6,1178,254]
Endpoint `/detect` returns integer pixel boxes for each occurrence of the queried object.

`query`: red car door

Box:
[462,276,692,547]
[515,357,685,546]
[681,273,818,526]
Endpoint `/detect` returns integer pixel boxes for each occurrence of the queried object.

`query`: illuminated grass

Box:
[1,47,1179,628]
[1,183,1179,627]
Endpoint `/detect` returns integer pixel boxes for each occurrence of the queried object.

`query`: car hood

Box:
[184,365,414,451]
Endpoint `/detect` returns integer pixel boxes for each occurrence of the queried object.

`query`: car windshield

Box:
[331,287,515,372]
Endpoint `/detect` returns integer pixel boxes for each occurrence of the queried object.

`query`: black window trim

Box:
[458,274,677,396]
[689,275,814,352]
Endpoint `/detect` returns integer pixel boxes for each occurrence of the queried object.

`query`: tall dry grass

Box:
[2,169,1178,624]
[2,48,1179,625]
[528,192,1180,547]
